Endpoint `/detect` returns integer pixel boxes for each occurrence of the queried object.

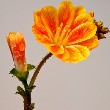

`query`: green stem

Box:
[29,52,52,88]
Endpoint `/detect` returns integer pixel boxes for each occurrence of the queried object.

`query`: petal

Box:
[47,45,64,55]
[57,45,90,63]
[34,10,43,24]
[78,35,99,50]
[40,6,57,36]
[58,1,75,28]
[62,49,70,60]
[54,1,75,44]
[71,13,94,29]
[73,45,90,58]
[33,6,57,39]
[33,11,49,37]
[34,34,53,46]
[62,22,97,45]
[56,48,70,60]
[32,24,49,37]
[74,6,86,18]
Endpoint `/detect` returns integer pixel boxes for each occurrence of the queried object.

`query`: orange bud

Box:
[7,32,27,72]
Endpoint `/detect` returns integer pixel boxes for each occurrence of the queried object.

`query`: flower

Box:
[32,1,99,63]
[7,32,27,72]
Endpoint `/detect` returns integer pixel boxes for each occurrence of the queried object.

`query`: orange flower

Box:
[32,1,99,63]
[7,32,27,72]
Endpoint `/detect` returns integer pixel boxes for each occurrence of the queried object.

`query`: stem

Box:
[29,52,52,87]
[23,52,52,110]
[22,80,32,110]
[24,91,31,110]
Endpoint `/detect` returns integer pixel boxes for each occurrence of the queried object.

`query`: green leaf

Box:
[29,103,35,110]
[27,85,36,93]
[16,86,25,98]
[27,64,35,71]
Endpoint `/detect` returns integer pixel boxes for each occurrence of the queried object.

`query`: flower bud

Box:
[7,32,27,72]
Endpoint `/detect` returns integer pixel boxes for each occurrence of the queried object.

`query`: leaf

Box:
[16,86,25,98]
[29,103,35,110]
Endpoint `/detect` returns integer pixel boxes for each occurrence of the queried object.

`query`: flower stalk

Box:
[23,52,52,110]
[29,52,52,88]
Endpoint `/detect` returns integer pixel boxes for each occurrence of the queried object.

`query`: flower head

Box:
[32,1,99,63]
[7,32,27,72]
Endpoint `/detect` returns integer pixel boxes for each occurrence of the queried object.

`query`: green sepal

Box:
[10,68,18,76]
[27,64,35,71]
[10,64,35,80]
[10,68,29,81]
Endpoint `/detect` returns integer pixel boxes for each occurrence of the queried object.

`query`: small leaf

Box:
[16,86,25,98]
[27,64,35,71]
[17,86,25,93]
[27,85,36,93]
[30,85,36,90]
[29,103,35,110]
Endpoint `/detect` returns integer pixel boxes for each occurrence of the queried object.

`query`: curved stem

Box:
[29,52,52,87]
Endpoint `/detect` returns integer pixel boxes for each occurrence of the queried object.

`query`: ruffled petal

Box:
[56,48,70,60]
[53,1,75,45]
[77,35,99,50]
[34,10,43,24]
[34,34,53,46]
[74,6,86,18]
[32,24,49,37]
[58,1,75,28]
[47,45,64,55]
[33,6,57,39]
[56,45,90,63]
[33,10,49,37]
[71,13,94,29]
[40,6,57,36]
[62,49,70,60]
[62,22,97,45]
[73,45,90,58]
